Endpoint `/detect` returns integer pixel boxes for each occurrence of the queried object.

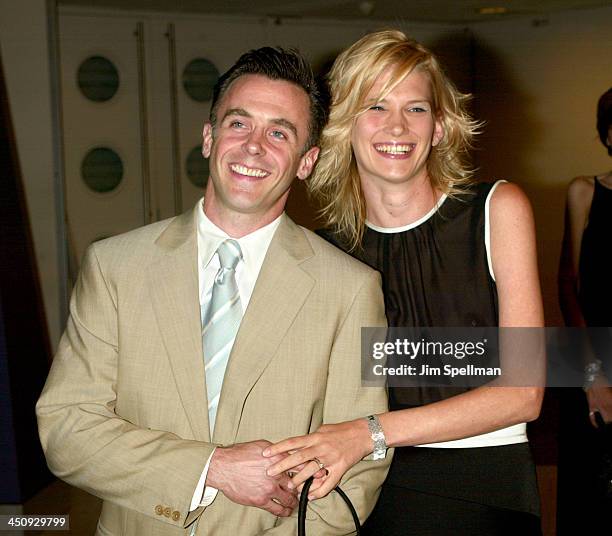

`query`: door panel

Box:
[60,13,148,265]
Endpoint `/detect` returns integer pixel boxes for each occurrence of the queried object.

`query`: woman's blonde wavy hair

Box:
[308,30,481,251]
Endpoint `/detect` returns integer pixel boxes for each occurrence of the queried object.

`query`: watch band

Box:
[365,414,387,460]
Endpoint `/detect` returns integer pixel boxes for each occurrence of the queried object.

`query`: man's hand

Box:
[206,440,297,516]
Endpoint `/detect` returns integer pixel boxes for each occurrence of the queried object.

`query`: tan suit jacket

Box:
[37,207,390,535]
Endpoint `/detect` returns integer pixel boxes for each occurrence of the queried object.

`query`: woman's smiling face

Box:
[351,67,443,190]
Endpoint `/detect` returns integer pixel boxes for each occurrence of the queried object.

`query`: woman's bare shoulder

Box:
[568,175,594,197]
[566,175,595,213]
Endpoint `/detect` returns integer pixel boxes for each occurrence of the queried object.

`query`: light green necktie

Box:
[202,239,243,433]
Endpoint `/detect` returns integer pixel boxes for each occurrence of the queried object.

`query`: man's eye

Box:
[270,130,287,140]
[229,120,245,128]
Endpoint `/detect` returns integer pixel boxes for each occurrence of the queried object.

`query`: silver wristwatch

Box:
[365,414,387,460]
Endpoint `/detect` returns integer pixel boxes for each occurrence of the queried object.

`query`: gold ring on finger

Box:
[312,457,325,470]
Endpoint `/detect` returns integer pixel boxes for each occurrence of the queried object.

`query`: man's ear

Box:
[432,116,444,147]
[202,123,213,158]
[296,146,320,181]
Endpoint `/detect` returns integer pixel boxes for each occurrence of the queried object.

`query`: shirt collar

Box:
[196,198,283,271]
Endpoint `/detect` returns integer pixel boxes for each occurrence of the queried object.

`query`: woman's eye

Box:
[369,105,384,111]
[409,106,427,113]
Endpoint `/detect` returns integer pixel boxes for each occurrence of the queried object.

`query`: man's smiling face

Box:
[202,74,319,232]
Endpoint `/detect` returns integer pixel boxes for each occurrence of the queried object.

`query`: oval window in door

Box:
[81,147,124,193]
[182,58,219,102]
[186,145,209,189]
[77,55,120,102]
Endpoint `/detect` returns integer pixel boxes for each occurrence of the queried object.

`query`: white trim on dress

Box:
[484,180,507,282]
[365,194,448,233]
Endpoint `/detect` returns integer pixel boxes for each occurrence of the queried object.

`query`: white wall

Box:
[471,5,612,325]
[0,0,64,348]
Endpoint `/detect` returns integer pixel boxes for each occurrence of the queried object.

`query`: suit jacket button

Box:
[172,511,180,521]
[155,505,163,515]
[163,507,171,518]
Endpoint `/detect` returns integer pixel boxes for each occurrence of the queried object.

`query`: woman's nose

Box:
[385,110,407,136]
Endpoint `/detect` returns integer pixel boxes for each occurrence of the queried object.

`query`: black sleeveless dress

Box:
[557,177,612,534]
[321,182,541,535]
[578,177,612,327]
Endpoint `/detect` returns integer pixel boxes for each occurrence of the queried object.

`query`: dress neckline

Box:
[365,194,448,233]
[594,175,612,191]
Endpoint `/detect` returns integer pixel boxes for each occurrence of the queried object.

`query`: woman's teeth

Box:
[374,144,415,154]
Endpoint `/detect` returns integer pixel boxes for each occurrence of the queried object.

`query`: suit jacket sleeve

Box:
[36,244,214,529]
[263,269,391,535]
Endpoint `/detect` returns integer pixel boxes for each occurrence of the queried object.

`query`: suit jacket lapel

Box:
[147,207,212,441]
[213,215,315,445]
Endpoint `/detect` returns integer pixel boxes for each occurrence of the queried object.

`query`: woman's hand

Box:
[263,419,372,499]
[586,376,612,427]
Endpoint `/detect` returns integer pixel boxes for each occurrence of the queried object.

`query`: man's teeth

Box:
[231,164,267,177]
[375,144,414,154]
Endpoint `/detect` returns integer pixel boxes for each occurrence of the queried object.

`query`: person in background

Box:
[557,87,612,533]
[265,30,544,535]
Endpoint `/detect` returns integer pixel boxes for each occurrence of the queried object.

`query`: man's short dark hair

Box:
[596,87,612,156]
[210,47,327,151]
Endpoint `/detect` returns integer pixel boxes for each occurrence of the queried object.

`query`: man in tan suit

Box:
[37,47,389,535]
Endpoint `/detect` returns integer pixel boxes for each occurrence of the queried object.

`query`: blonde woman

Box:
[265,30,544,535]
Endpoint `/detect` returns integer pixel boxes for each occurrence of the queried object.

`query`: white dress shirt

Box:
[190,199,282,510]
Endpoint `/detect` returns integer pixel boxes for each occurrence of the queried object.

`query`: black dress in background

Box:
[322,182,541,536]
[578,177,612,327]
[557,177,612,534]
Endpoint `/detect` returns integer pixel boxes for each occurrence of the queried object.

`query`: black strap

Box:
[298,477,361,535]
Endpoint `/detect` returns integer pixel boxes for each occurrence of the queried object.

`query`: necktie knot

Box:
[217,239,242,271]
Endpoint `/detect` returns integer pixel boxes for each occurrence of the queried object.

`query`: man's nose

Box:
[243,129,266,156]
